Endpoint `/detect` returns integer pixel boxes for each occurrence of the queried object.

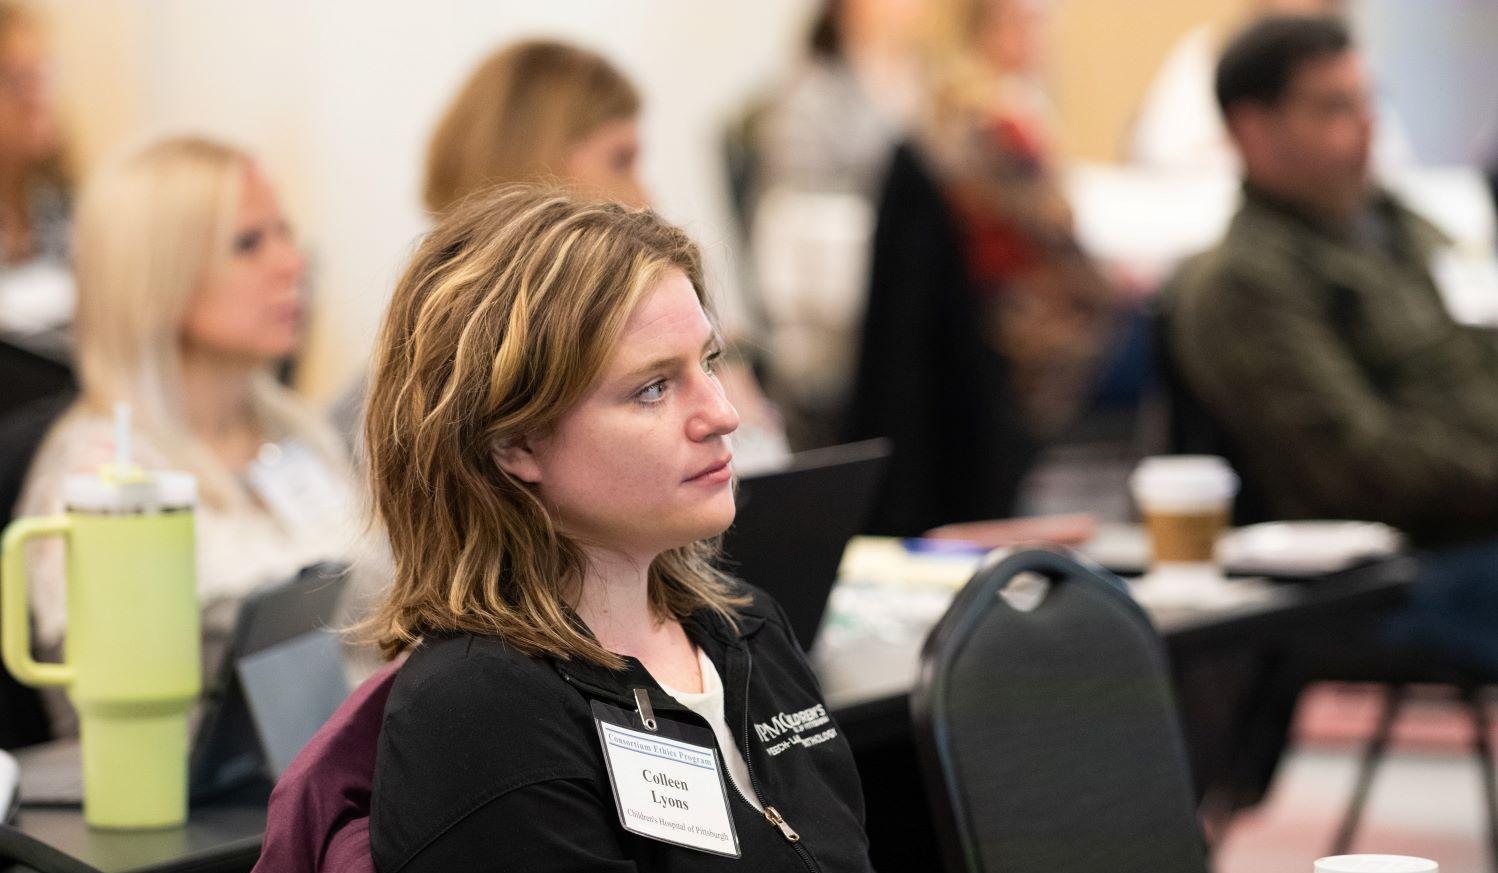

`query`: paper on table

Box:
[1080,521,1402,577]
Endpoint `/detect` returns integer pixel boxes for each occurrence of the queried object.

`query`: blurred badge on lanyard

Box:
[592,699,741,857]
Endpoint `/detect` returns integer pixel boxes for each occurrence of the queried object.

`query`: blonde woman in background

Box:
[336,39,789,471]
[18,137,365,724]
[914,0,1118,436]
[846,0,1121,534]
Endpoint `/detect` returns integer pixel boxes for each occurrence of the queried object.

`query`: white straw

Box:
[114,402,131,469]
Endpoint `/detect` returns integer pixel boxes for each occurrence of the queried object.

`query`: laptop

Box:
[15,562,350,806]
[720,439,890,652]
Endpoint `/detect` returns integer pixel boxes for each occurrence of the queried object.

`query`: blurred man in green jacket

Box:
[1169,15,1498,672]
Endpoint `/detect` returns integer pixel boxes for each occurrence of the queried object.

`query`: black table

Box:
[3,558,1415,873]
[5,782,269,873]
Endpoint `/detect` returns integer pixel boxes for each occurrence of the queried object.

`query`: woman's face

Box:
[976,0,1046,78]
[497,269,739,561]
[0,21,59,166]
[181,165,306,364]
[564,116,648,208]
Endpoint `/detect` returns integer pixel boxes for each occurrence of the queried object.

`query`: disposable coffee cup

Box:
[1129,456,1239,571]
[1315,856,1437,872]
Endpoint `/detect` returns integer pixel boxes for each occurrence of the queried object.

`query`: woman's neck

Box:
[574,547,658,654]
[574,546,702,693]
[178,346,262,469]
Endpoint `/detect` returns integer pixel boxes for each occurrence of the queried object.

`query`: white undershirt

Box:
[658,648,763,812]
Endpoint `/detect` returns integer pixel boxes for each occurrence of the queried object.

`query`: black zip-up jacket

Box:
[370,584,875,872]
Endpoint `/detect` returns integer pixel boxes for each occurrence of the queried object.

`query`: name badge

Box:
[244,440,352,534]
[592,699,741,858]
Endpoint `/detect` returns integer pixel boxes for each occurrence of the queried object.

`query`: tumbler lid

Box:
[61,403,197,513]
[1315,856,1438,872]
[63,467,196,514]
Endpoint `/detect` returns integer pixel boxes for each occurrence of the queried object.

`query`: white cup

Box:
[1315,856,1438,872]
[1129,455,1240,569]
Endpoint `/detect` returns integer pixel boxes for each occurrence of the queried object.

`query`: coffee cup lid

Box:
[1315,856,1438,872]
[64,466,197,513]
[1130,455,1239,510]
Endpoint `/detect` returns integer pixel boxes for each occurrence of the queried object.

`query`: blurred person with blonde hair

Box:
[0,0,74,341]
[915,0,1119,435]
[18,137,365,711]
[335,38,789,471]
[847,0,1123,534]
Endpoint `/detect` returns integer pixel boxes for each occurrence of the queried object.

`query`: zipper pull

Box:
[632,687,657,731]
[763,805,801,842]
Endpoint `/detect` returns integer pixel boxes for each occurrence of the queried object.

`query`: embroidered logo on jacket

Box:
[753,703,838,756]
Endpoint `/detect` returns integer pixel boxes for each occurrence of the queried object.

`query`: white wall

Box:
[49,0,814,400]
[1356,0,1498,166]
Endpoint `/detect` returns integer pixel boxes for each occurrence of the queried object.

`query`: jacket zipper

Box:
[563,655,819,869]
[738,649,819,872]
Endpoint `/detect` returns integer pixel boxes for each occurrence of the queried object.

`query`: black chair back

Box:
[1149,283,1272,526]
[912,547,1207,873]
[0,339,73,424]
[0,824,103,873]
[843,142,1037,535]
[0,392,74,750]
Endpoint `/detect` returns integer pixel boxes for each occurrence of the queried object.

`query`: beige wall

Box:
[35,1,141,177]
[32,0,812,402]
[1053,0,1238,161]
[33,0,1250,398]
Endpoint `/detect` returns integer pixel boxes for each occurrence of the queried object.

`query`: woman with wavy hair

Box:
[366,186,872,872]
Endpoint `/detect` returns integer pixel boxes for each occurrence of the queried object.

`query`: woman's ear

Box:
[493,437,544,484]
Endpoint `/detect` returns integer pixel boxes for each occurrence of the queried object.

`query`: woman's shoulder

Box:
[726,579,780,622]
[372,636,609,872]
[712,580,805,652]
[381,633,590,749]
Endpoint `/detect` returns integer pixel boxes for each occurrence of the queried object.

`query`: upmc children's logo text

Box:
[753,703,838,756]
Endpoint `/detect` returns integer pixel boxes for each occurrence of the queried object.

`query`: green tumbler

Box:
[1,461,200,829]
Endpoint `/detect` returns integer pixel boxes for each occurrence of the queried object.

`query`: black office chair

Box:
[844,142,1038,536]
[1154,274,1498,867]
[0,338,73,425]
[1292,636,1498,864]
[0,824,102,873]
[912,547,1207,873]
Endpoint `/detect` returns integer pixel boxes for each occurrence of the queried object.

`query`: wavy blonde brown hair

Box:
[363,185,745,665]
[423,39,640,215]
